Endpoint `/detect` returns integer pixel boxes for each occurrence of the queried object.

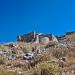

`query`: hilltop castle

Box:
[17,32,58,44]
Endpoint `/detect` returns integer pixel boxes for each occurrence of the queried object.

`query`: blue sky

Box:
[0,0,75,42]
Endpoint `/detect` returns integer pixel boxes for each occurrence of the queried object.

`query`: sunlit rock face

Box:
[40,37,50,44]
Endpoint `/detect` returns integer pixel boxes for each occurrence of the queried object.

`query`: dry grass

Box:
[32,62,60,75]
[0,42,75,75]
[0,66,23,75]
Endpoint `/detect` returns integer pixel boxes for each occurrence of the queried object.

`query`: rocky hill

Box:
[0,31,75,75]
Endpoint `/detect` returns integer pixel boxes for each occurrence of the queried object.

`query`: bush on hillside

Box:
[33,51,52,63]
[32,62,60,75]
[52,49,68,58]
